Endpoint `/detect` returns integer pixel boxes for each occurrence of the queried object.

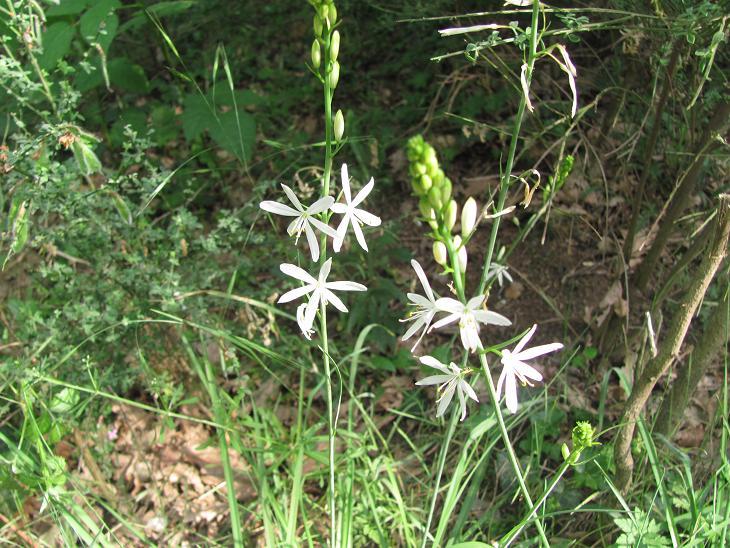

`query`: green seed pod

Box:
[314,14,323,37]
[330,30,340,61]
[334,109,345,141]
[440,178,452,203]
[445,199,457,231]
[311,40,321,69]
[329,61,340,89]
[461,197,477,236]
[427,186,443,210]
[433,241,448,266]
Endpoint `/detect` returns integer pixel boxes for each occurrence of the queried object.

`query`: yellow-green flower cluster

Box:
[407,135,453,221]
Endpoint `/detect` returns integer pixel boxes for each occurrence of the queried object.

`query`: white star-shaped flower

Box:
[331,163,381,252]
[400,259,440,352]
[260,184,337,261]
[278,258,366,337]
[497,324,563,413]
[431,295,511,353]
[415,356,478,421]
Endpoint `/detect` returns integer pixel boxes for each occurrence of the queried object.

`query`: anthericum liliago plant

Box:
[400,1,586,544]
[258,1,381,544]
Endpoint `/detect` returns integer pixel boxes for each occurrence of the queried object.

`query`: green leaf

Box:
[38,22,75,70]
[449,543,492,548]
[119,1,194,33]
[47,0,89,17]
[108,191,132,225]
[181,93,211,141]
[150,105,179,145]
[108,58,149,94]
[79,0,120,52]
[208,109,255,164]
[71,139,102,175]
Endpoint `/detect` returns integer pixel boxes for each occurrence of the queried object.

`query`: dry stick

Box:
[614,194,730,491]
[654,274,729,436]
[635,101,730,292]
[622,41,682,263]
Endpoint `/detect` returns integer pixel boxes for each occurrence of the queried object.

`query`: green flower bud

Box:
[432,167,445,184]
[419,173,433,193]
[572,421,597,453]
[334,109,345,141]
[419,198,432,218]
[318,4,329,21]
[328,4,337,24]
[445,199,457,231]
[461,197,477,236]
[330,30,340,61]
[561,443,571,461]
[314,15,323,37]
[329,61,340,89]
[424,148,438,172]
[433,241,448,265]
[311,40,321,69]
[454,235,467,273]
[415,163,427,175]
[440,178,452,203]
[427,185,443,210]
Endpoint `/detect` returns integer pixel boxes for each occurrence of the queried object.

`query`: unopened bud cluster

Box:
[311,0,345,143]
[406,135,478,273]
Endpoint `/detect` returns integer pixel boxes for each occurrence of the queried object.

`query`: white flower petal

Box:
[330,203,348,214]
[354,208,381,227]
[280,263,317,284]
[520,63,534,113]
[514,342,563,362]
[278,284,314,304]
[436,385,455,417]
[352,219,368,251]
[309,217,338,238]
[411,260,435,302]
[333,215,349,252]
[304,222,320,262]
[352,178,374,207]
[308,196,335,214]
[460,380,479,403]
[473,310,512,327]
[466,295,486,310]
[509,359,544,382]
[505,372,518,413]
[323,288,348,313]
[513,324,537,354]
[430,312,460,331]
[281,184,304,212]
[303,289,321,330]
[319,257,333,281]
[457,388,467,421]
[415,374,454,386]
[402,316,427,341]
[260,201,300,216]
[326,280,367,292]
[435,298,463,314]
[419,355,450,373]
[340,163,352,203]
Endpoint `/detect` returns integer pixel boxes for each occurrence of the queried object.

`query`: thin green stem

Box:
[501,459,570,545]
[420,354,468,547]
[319,26,337,547]
[478,352,550,547]
[478,0,540,296]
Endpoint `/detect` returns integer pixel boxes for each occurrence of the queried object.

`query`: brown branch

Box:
[614,194,730,491]
[654,273,729,436]
[635,101,730,291]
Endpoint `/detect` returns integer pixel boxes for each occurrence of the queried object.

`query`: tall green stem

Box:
[478,353,550,547]
[319,27,337,546]
[478,0,540,296]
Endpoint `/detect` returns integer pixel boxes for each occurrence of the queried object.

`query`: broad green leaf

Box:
[208,109,255,164]
[38,22,75,70]
[150,105,179,145]
[79,0,120,52]
[181,93,210,141]
[108,58,149,94]
[47,0,88,16]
